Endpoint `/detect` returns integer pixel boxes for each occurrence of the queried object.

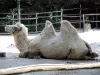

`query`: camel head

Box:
[5,22,28,35]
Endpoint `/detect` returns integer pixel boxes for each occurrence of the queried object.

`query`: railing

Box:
[0,8,100,34]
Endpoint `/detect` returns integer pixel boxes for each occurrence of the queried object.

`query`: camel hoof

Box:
[27,52,41,59]
[80,56,93,60]
[90,52,99,58]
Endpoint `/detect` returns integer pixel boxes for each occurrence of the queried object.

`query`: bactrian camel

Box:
[5,20,98,59]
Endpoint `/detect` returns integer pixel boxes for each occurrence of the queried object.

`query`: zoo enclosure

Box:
[0,7,100,34]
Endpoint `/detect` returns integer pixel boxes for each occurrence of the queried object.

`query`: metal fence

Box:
[0,8,100,34]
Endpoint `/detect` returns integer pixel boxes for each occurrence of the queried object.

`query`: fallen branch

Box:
[0,62,100,75]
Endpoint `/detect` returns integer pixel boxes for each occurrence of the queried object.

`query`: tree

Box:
[0,0,99,13]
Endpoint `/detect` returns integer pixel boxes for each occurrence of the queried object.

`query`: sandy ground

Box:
[0,30,100,75]
[21,69,100,75]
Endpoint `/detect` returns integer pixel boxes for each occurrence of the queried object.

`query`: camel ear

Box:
[15,22,21,27]
[15,22,23,29]
[40,20,56,39]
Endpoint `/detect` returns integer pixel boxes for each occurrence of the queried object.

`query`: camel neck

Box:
[13,30,29,52]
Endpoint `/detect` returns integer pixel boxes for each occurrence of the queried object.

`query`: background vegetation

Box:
[0,0,100,33]
[0,0,98,13]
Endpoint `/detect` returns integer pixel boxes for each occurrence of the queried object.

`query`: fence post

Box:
[12,13,15,24]
[50,12,53,20]
[83,14,91,32]
[61,8,63,21]
[17,0,21,22]
[79,4,81,28]
[96,8,98,28]
[36,13,38,33]
[83,14,85,31]
[83,14,85,27]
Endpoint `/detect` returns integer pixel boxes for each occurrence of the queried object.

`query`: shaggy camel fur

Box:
[5,20,98,59]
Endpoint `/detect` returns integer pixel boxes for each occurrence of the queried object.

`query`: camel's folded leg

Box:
[86,51,99,58]
[19,51,42,59]
[83,39,99,58]
[19,51,28,58]
[80,56,94,60]
[79,52,98,60]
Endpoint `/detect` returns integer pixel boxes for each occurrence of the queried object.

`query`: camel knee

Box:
[27,52,42,59]
[19,51,29,58]
[19,51,43,59]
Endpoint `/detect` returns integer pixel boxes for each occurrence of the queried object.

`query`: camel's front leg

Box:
[28,51,42,59]
[19,51,28,58]
[19,51,42,59]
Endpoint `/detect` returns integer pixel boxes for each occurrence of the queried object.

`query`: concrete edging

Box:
[0,62,100,75]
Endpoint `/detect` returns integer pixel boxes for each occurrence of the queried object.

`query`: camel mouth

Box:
[5,25,13,33]
[5,26,10,32]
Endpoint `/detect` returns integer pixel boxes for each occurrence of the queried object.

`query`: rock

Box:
[0,52,6,57]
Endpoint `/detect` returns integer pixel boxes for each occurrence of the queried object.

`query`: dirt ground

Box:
[0,30,100,75]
